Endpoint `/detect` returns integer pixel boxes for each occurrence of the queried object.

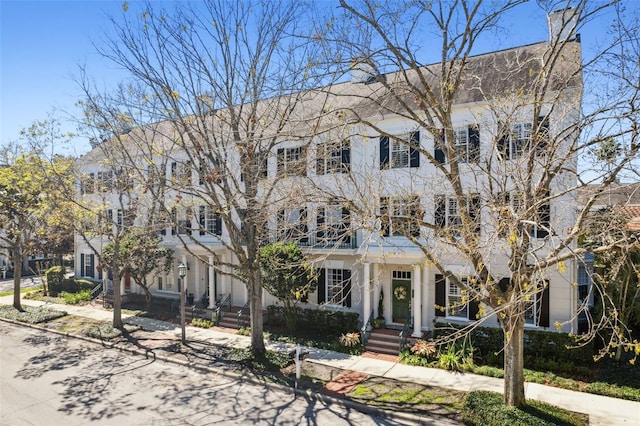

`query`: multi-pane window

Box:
[199,205,222,236]
[498,191,550,239]
[96,170,114,192]
[117,209,134,228]
[524,294,537,325]
[147,165,166,191]
[172,207,193,235]
[277,208,308,243]
[82,173,95,194]
[380,195,422,237]
[316,204,350,245]
[171,161,192,186]
[498,117,549,160]
[447,279,469,319]
[435,126,480,164]
[317,268,352,307]
[277,146,307,176]
[380,131,420,169]
[317,139,350,174]
[435,194,481,236]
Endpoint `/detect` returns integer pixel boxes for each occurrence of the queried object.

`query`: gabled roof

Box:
[613,205,640,232]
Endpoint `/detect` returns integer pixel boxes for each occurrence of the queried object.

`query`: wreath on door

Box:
[394,285,407,301]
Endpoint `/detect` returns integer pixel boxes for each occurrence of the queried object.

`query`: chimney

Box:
[548,7,580,43]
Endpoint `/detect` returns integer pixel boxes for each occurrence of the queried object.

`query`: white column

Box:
[423,266,434,330]
[194,258,201,299]
[412,264,422,337]
[373,263,381,318]
[363,262,371,322]
[208,255,215,308]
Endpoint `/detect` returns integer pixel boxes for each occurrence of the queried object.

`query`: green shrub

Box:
[0,305,66,323]
[45,266,65,295]
[267,305,359,336]
[436,343,474,372]
[399,349,434,367]
[61,290,91,305]
[191,317,213,328]
[583,381,640,402]
[462,391,587,426]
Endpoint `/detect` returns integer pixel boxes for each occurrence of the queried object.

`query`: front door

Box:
[392,277,411,323]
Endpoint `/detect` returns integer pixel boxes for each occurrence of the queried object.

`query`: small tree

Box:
[101,229,174,308]
[260,242,317,331]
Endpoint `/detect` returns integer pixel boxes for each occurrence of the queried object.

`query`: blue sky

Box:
[0,1,631,156]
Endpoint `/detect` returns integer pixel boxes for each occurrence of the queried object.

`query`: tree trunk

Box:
[248,271,265,354]
[112,267,123,329]
[503,317,526,407]
[12,251,23,311]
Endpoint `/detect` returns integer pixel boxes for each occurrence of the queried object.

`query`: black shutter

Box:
[536,202,550,238]
[316,207,325,240]
[380,197,390,237]
[468,299,480,321]
[469,125,480,162]
[199,206,206,235]
[498,277,510,294]
[171,162,177,179]
[380,136,389,169]
[434,129,446,164]
[497,123,510,160]
[343,269,352,308]
[299,208,308,243]
[262,156,268,177]
[88,254,95,278]
[470,194,481,235]
[342,140,351,172]
[277,148,285,175]
[409,131,420,168]
[435,274,446,317]
[278,209,286,240]
[317,268,326,304]
[215,213,222,236]
[536,116,549,155]
[316,144,325,175]
[538,281,550,327]
[435,195,446,229]
[80,254,85,277]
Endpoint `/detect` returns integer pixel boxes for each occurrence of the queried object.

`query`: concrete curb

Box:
[0,316,430,425]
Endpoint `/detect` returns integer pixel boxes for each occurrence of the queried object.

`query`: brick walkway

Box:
[322,370,369,397]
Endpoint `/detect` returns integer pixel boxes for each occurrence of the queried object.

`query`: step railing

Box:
[398,317,413,352]
[237,301,250,328]
[90,283,103,300]
[213,293,231,325]
[360,309,374,347]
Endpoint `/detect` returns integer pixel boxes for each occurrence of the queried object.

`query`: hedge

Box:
[267,305,359,336]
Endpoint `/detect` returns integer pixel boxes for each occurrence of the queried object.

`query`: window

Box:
[498,191,550,239]
[380,195,422,237]
[277,208,308,243]
[172,207,193,235]
[434,275,479,320]
[81,253,95,278]
[435,126,480,164]
[316,204,351,245]
[115,168,134,192]
[448,279,469,319]
[96,170,114,192]
[157,276,163,291]
[82,173,95,194]
[498,116,549,160]
[277,146,307,176]
[435,194,481,236]
[117,209,134,229]
[199,205,222,236]
[317,139,350,174]
[524,281,550,327]
[147,165,166,191]
[380,131,420,169]
[240,153,268,182]
[171,161,192,186]
[577,254,594,306]
[317,268,352,307]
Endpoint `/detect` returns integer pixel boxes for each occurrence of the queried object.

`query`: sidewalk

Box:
[3,295,639,425]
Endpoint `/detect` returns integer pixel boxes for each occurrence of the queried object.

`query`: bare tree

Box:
[312,0,640,407]
[79,0,329,353]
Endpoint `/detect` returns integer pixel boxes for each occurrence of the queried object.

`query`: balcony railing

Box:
[268,230,357,249]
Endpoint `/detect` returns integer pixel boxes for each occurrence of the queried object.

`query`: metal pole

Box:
[181,277,186,343]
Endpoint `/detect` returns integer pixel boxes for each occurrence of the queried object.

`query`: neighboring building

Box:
[75,12,585,336]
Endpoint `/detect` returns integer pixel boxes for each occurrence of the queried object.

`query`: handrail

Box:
[360,309,374,347]
[237,301,250,328]
[399,317,413,352]
[90,283,103,300]
[213,293,231,326]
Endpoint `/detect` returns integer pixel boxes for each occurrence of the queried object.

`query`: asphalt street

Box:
[0,322,410,426]
[0,276,43,294]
